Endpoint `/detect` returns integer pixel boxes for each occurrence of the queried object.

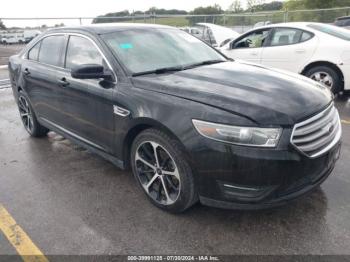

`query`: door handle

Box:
[295,49,306,54]
[250,51,258,56]
[23,68,30,76]
[58,77,70,87]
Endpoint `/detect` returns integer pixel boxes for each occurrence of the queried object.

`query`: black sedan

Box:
[8,24,342,212]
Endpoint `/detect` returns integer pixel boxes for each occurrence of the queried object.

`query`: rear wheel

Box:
[17,91,49,137]
[131,129,197,213]
[305,65,342,94]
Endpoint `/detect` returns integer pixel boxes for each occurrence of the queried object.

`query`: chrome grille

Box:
[291,104,342,158]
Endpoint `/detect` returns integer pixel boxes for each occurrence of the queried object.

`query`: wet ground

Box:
[0,67,350,256]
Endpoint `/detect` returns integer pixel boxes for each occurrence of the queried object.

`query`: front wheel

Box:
[131,129,197,213]
[305,65,342,94]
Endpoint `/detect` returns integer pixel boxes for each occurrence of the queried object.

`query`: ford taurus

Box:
[8,24,342,212]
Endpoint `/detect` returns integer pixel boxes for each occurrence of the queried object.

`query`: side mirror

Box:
[71,64,112,80]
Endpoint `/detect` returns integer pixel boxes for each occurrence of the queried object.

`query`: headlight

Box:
[192,119,282,147]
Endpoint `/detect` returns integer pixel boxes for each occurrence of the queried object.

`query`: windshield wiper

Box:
[132,66,184,77]
[132,60,227,77]
[183,59,226,70]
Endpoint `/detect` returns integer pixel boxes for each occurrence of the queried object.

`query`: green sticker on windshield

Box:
[120,43,133,49]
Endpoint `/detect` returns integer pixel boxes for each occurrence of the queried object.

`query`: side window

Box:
[232,29,271,49]
[270,28,302,46]
[38,35,65,66]
[28,41,41,61]
[300,31,313,42]
[65,36,104,70]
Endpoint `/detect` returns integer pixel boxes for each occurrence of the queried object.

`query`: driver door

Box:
[222,28,272,63]
[55,35,117,153]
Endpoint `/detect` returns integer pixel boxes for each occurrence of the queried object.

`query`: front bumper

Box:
[189,130,341,210]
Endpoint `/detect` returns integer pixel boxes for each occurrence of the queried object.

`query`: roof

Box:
[48,23,174,34]
[250,22,324,31]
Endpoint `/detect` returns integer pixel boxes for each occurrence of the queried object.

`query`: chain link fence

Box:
[0,6,349,65]
[1,6,350,33]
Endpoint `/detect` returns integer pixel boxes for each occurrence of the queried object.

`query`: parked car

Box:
[1,34,25,44]
[220,22,350,93]
[9,24,341,213]
[254,21,271,28]
[196,23,240,47]
[24,30,41,43]
[335,16,350,29]
[179,27,202,38]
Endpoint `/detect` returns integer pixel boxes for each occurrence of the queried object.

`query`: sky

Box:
[1,0,243,18]
[0,0,272,28]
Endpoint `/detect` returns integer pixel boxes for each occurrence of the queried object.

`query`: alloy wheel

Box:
[310,71,334,90]
[18,95,34,133]
[135,141,181,205]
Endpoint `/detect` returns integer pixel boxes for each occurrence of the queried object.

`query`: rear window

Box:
[38,35,65,66]
[301,31,313,42]
[308,24,350,41]
[335,17,350,27]
[335,20,345,26]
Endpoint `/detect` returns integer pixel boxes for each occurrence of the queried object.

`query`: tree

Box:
[228,0,243,13]
[283,0,350,23]
[247,0,265,12]
[145,8,187,15]
[93,10,130,23]
[191,4,223,15]
[93,8,188,23]
[284,0,350,10]
[252,1,284,11]
[187,4,224,25]
[187,4,223,24]
[0,19,6,30]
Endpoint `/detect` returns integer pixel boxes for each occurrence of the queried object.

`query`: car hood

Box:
[131,61,332,126]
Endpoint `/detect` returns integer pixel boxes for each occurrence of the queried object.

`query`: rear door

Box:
[260,27,318,72]
[22,35,66,122]
[222,28,272,63]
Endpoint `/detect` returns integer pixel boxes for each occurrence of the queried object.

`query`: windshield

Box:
[308,23,350,41]
[102,28,226,75]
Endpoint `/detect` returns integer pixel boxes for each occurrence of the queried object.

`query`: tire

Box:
[17,91,49,137]
[305,65,342,94]
[131,129,198,213]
